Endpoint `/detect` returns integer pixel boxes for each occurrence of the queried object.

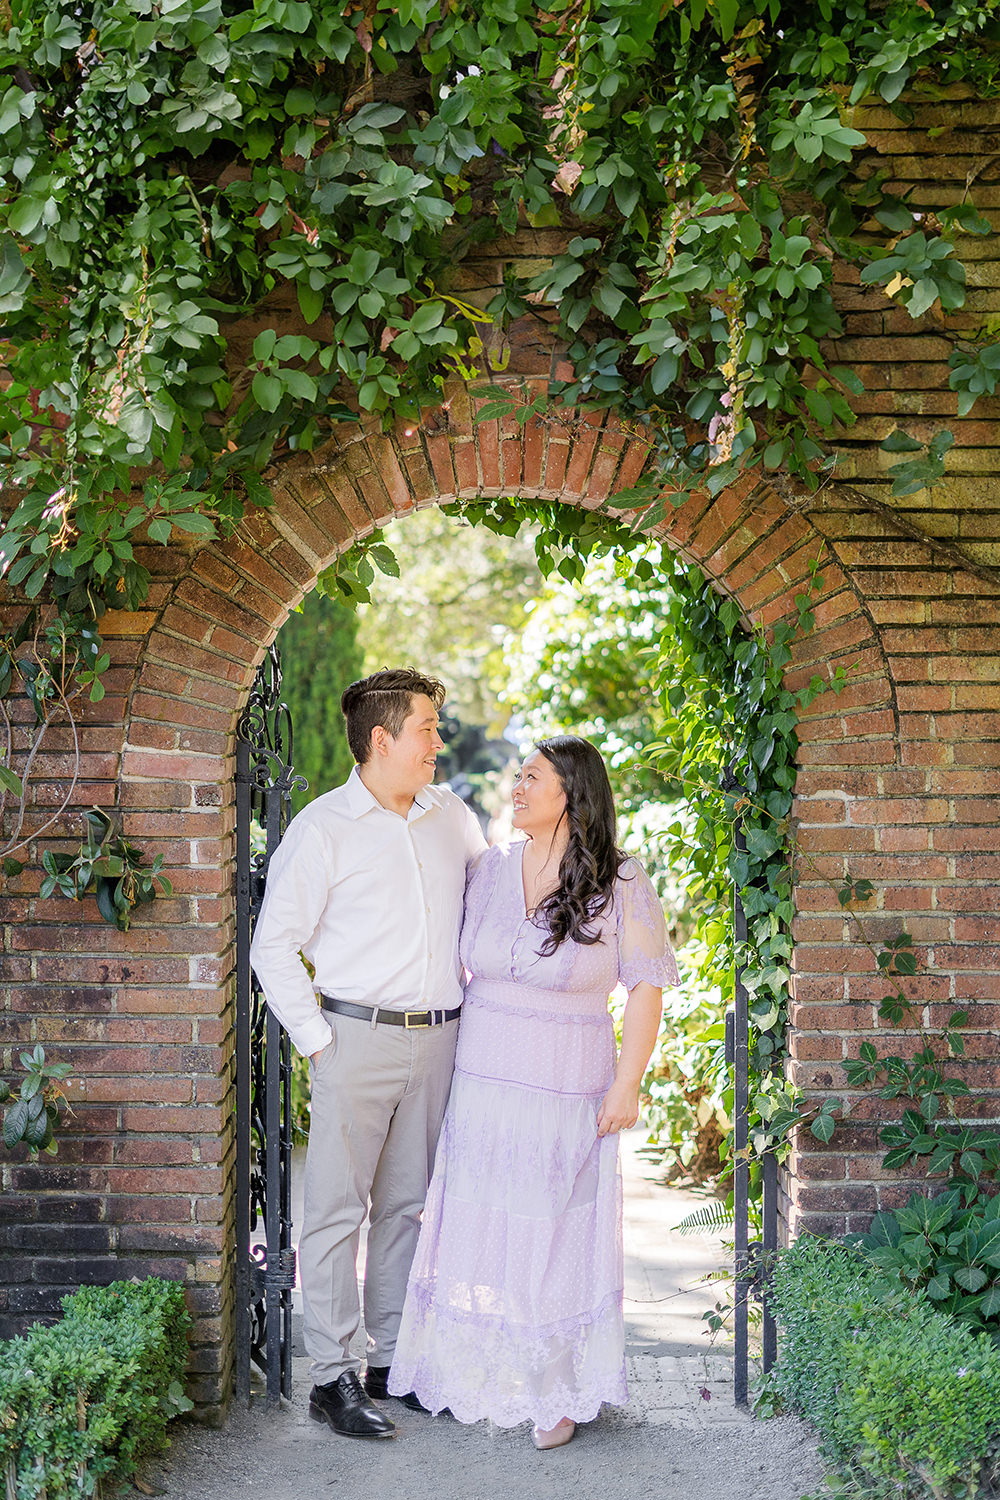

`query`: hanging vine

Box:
[0,10,996,945]
[0,1,998,651]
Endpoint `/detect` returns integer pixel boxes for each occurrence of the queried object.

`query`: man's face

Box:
[382,693,444,794]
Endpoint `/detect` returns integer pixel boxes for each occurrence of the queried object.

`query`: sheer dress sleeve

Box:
[459,843,505,973]
[615,859,680,992]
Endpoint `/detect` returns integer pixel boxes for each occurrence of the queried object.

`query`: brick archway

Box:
[5,382,997,1409]
[117,383,893,1387]
[5,375,995,1404]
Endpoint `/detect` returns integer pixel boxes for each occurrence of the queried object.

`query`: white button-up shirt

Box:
[249,768,487,1057]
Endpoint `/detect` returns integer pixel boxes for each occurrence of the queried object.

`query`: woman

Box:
[389,736,679,1447]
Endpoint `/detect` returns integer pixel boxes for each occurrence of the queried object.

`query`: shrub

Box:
[0,1278,192,1499]
[852,1185,1000,1340]
[768,1235,1000,1500]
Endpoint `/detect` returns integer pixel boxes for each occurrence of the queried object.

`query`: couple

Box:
[250,667,678,1450]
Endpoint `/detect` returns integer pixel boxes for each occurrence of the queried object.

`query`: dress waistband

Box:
[464,977,613,1024]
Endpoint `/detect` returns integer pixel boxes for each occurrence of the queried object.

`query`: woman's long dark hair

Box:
[530,736,627,956]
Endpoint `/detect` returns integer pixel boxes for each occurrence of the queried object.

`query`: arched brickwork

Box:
[4,90,1000,1413]
[5,387,999,1408]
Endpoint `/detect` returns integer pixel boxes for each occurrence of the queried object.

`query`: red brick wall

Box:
[2,89,999,1408]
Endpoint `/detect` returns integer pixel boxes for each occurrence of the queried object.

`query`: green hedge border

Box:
[769,1237,1000,1500]
[1,1278,192,1499]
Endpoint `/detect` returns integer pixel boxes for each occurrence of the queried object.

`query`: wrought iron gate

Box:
[724,765,779,1406]
[235,645,307,1405]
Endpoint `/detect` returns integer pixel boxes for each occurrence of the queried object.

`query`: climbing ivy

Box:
[1,0,999,653]
[641,545,849,1165]
[0,5,996,1024]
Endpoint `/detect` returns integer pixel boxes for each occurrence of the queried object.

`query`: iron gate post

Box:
[731,795,751,1407]
[234,645,307,1407]
[762,1146,778,1373]
[235,737,252,1405]
[724,761,780,1406]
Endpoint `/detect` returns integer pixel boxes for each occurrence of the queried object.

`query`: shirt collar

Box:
[342,766,434,822]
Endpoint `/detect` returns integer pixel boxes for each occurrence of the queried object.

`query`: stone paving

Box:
[148,1132,823,1500]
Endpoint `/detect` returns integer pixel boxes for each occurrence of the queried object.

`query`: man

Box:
[249,667,487,1438]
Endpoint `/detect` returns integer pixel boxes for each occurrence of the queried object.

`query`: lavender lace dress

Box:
[388,842,679,1428]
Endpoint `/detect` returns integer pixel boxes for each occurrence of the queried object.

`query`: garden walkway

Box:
[143,1135,822,1500]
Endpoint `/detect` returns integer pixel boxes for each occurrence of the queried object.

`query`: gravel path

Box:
[142,1135,823,1500]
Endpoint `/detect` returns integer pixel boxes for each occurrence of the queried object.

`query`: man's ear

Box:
[370,724,390,759]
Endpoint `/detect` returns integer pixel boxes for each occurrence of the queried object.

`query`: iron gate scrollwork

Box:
[235,644,308,1406]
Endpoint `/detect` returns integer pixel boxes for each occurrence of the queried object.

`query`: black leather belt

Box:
[319,994,461,1029]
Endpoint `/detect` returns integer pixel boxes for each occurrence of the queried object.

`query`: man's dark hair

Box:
[340,668,446,765]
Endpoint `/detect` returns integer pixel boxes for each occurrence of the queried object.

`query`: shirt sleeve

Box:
[616,859,681,993]
[248,814,336,1058]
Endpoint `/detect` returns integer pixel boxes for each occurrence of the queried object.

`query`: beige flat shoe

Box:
[531,1419,576,1450]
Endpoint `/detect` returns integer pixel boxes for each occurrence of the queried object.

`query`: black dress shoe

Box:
[309,1371,396,1437]
[364,1365,429,1412]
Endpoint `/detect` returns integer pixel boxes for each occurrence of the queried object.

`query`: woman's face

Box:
[511,749,567,841]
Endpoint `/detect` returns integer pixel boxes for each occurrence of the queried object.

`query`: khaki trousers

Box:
[300,1011,458,1386]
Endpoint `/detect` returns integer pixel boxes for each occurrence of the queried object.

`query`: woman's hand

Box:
[596,1080,640,1137]
[598,980,662,1139]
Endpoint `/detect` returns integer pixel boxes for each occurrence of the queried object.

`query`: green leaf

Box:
[810,1110,836,1143]
[253,328,277,362]
[297,283,325,324]
[880,430,923,454]
[167,1379,195,1413]
[954,1264,988,1293]
[713,0,740,40]
[168,513,216,537]
[975,1223,1000,1268]
[95,877,120,927]
[3,1097,29,1148]
[368,544,400,578]
[0,764,22,795]
[148,518,174,545]
[348,102,406,133]
[281,370,318,402]
[252,372,283,412]
[410,301,446,335]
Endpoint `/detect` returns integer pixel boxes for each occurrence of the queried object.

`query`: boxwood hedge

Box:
[0,1277,192,1499]
[768,1236,1000,1500]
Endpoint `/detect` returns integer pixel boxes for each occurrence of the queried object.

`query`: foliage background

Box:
[276,587,362,812]
[2,0,998,645]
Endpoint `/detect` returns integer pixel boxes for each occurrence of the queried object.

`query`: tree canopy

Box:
[274,586,363,811]
[500,549,675,817]
[353,506,542,731]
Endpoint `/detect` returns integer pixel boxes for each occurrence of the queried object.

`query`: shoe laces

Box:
[337,1370,367,1401]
